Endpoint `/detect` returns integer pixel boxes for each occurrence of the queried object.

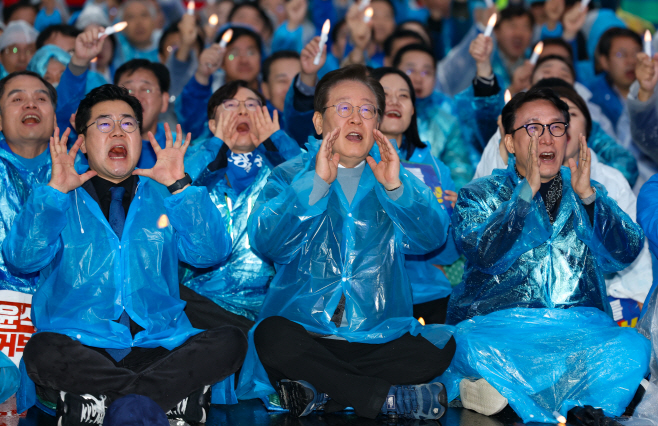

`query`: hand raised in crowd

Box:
[367,130,402,191]
[569,133,594,200]
[195,44,226,86]
[469,34,494,78]
[249,106,280,143]
[71,25,107,68]
[286,0,308,31]
[176,13,199,62]
[445,190,458,208]
[133,123,191,190]
[544,0,565,30]
[562,2,587,41]
[48,127,97,194]
[316,127,341,184]
[525,132,542,196]
[509,61,534,95]
[212,109,239,142]
[636,52,658,102]
[344,2,372,65]
[300,36,326,86]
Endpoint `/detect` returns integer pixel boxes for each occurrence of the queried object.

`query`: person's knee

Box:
[24,332,68,368]
[254,316,302,364]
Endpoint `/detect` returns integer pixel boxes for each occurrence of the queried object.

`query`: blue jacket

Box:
[447,157,644,325]
[587,73,625,131]
[2,179,231,350]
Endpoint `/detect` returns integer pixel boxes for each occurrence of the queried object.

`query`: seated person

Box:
[181,80,301,321]
[112,0,160,67]
[3,85,247,425]
[0,20,38,75]
[240,65,456,420]
[448,86,644,325]
[628,51,658,166]
[35,24,80,55]
[261,50,301,124]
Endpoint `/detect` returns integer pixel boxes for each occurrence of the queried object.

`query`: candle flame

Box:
[209,14,219,26]
[91,57,98,63]
[222,28,234,43]
[112,21,128,32]
[533,41,544,56]
[487,13,497,28]
[418,317,426,326]
[322,19,331,34]
[504,89,511,103]
[365,7,374,18]
[187,1,195,12]
[157,214,169,229]
[646,30,652,43]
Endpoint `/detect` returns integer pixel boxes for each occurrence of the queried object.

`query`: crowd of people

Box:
[0,0,657,424]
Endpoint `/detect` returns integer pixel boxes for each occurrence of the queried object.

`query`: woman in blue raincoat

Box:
[180,80,302,321]
[237,65,456,421]
[370,67,460,324]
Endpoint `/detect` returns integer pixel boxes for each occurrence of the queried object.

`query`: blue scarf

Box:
[226,150,263,195]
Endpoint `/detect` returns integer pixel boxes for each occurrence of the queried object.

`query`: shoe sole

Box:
[277,381,316,417]
[460,379,508,416]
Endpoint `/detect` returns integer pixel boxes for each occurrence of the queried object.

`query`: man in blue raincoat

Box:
[240,65,456,421]
[447,86,644,325]
[2,85,247,426]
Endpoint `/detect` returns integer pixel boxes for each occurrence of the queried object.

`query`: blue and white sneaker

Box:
[382,383,447,420]
[276,379,329,417]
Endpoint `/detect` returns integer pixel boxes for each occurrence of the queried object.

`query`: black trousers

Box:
[23,327,248,412]
[180,283,255,334]
[253,316,456,419]
[413,296,451,325]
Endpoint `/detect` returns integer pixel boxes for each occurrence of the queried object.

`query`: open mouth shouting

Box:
[346,131,364,142]
[108,144,128,160]
[236,122,250,135]
[539,151,555,162]
[21,114,41,125]
[385,110,402,119]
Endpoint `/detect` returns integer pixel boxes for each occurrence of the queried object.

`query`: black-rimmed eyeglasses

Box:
[81,116,139,134]
[511,122,568,138]
[323,102,379,120]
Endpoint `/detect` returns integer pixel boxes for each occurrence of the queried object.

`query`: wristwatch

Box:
[167,173,192,194]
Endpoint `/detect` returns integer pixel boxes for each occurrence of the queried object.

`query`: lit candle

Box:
[418,317,426,326]
[98,21,127,38]
[90,57,97,72]
[218,28,233,48]
[358,0,371,11]
[364,7,373,23]
[209,14,219,26]
[644,30,653,57]
[187,1,195,15]
[504,89,511,104]
[529,41,543,65]
[313,19,330,65]
[552,411,566,424]
[483,13,497,37]
[157,214,169,229]
[580,0,591,11]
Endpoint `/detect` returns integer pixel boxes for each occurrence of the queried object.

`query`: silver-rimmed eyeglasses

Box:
[323,102,379,120]
[81,116,139,133]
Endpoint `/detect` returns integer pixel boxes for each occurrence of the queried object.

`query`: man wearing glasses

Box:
[447,86,645,325]
[4,84,246,425]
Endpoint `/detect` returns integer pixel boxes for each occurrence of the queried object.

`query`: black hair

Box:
[227,2,274,36]
[207,80,266,120]
[502,86,570,135]
[114,59,171,93]
[392,43,436,69]
[495,4,535,30]
[36,25,82,50]
[75,84,143,135]
[314,65,385,125]
[539,38,574,63]
[369,67,427,157]
[597,27,643,57]
[383,29,426,58]
[3,0,39,24]
[0,71,57,110]
[532,54,576,83]
[158,20,205,58]
[215,26,263,55]
[262,50,300,83]
[533,77,592,139]
[330,18,347,45]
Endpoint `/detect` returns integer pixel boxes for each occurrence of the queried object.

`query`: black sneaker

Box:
[166,385,211,425]
[276,379,329,417]
[56,392,108,425]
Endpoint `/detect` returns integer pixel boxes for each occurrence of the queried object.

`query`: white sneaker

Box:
[459,379,508,416]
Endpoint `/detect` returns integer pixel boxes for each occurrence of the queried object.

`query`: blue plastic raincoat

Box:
[236,140,455,399]
[447,157,644,325]
[180,131,301,320]
[415,91,474,189]
[28,46,108,93]
[2,179,231,351]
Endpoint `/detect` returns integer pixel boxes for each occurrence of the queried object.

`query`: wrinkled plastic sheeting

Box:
[633,282,658,423]
[0,351,19,404]
[439,308,650,424]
